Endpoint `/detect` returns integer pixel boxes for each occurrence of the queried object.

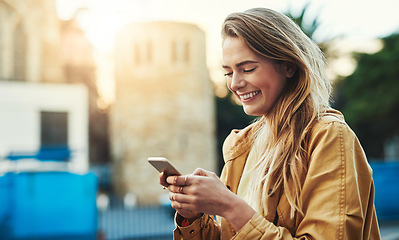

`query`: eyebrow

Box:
[222,60,259,69]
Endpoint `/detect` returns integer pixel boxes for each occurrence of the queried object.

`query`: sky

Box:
[55,0,399,102]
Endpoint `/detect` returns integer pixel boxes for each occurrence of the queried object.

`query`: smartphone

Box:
[148,157,181,176]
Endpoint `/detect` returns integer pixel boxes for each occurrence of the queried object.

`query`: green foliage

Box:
[334,33,399,158]
[285,3,320,40]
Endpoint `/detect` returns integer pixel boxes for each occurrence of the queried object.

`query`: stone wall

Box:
[112,22,217,205]
[0,0,63,82]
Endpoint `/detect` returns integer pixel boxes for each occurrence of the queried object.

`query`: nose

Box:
[229,73,245,92]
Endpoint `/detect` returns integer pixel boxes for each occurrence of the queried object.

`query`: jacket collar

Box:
[222,120,262,162]
[222,108,344,162]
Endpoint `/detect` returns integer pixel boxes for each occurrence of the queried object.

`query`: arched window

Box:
[134,43,140,64]
[171,40,190,64]
[171,40,177,63]
[146,40,152,62]
[13,22,26,81]
[184,41,190,63]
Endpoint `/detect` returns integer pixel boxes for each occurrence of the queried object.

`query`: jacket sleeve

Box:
[232,121,380,239]
[173,214,221,240]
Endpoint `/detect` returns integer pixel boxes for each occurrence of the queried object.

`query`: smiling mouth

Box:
[240,91,261,100]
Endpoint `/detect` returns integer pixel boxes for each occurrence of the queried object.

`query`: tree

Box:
[334,33,399,159]
[286,3,320,40]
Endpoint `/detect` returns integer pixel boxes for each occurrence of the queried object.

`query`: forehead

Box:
[222,37,259,65]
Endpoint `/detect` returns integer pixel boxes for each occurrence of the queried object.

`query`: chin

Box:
[243,108,262,117]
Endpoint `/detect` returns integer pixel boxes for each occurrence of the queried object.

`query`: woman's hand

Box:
[169,168,256,229]
[166,168,234,217]
[159,171,200,220]
[163,168,256,231]
[159,171,169,188]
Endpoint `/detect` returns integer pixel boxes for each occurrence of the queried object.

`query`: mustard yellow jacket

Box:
[174,109,381,239]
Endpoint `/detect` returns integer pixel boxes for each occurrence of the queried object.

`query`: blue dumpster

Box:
[370,161,399,220]
[6,145,72,162]
[0,171,98,239]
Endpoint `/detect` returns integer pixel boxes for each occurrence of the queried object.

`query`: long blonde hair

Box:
[222,8,332,217]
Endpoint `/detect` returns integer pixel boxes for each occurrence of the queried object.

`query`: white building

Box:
[0,82,89,173]
[0,0,102,173]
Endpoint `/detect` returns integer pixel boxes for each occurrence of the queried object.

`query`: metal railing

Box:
[98,196,175,240]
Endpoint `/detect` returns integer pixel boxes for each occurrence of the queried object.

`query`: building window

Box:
[171,40,190,64]
[184,41,190,63]
[134,43,140,64]
[146,41,152,62]
[171,40,177,63]
[40,111,68,147]
[13,22,26,81]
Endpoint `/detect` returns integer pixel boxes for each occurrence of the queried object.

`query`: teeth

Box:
[240,91,260,100]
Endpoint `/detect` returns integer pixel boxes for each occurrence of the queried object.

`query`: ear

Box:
[283,62,297,78]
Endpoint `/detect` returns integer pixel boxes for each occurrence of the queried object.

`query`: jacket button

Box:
[268,189,274,197]
[190,230,195,234]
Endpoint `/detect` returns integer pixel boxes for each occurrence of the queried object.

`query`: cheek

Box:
[226,78,233,91]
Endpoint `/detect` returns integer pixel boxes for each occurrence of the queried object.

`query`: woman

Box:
[160,8,381,239]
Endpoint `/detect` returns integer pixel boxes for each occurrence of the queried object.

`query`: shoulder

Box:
[316,108,346,127]
[311,108,352,137]
[305,109,372,180]
[307,109,370,170]
[308,108,359,153]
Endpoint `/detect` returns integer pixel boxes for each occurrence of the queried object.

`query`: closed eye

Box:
[244,67,256,73]
[224,72,233,76]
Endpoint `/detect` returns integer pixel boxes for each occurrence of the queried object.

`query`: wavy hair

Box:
[222,8,332,217]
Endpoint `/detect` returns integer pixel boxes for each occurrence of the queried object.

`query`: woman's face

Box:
[222,37,292,116]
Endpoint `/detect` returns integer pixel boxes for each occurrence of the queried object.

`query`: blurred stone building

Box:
[0,0,63,83]
[60,14,110,165]
[0,0,109,169]
[112,22,216,205]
